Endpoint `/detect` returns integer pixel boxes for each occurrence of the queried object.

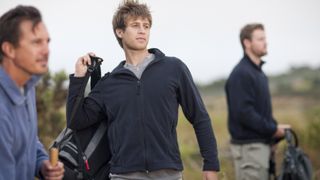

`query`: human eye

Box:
[144,24,150,29]
[32,39,42,45]
[131,23,139,28]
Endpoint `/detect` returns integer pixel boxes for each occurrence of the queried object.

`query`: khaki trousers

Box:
[110,169,182,180]
[230,143,271,180]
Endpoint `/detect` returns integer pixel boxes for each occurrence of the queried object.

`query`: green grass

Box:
[177,95,320,179]
[37,95,319,179]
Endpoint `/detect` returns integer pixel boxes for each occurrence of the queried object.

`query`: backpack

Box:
[278,129,313,180]
[51,57,111,180]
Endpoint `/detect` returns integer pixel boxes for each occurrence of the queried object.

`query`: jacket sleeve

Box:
[228,71,277,137]
[35,137,48,178]
[0,109,16,179]
[67,75,106,130]
[177,61,220,171]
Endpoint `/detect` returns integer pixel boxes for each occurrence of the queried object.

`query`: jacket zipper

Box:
[136,80,149,172]
[137,80,141,95]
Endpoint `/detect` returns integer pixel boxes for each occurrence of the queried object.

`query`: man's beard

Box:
[253,48,267,58]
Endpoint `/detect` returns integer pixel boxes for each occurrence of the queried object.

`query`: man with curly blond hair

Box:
[68,1,220,179]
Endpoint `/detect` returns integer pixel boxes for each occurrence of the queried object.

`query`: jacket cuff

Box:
[36,158,48,179]
[268,123,278,138]
[69,74,86,82]
[203,161,220,171]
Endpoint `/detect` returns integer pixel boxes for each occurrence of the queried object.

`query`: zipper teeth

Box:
[137,81,141,95]
[137,80,148,171]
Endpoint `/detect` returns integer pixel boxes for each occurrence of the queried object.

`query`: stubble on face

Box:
[250,29,267,58]
[14,21,50,76]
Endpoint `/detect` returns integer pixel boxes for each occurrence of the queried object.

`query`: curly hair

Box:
[112,0,152,48]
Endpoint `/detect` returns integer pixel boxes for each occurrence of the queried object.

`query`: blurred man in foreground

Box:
[0,5,64,179]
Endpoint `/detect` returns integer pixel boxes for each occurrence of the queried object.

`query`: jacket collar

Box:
[243,53,265,71]
[0,67,41,105]
[111,48,165,75]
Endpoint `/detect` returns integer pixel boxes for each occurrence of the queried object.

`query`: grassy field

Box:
[38,94,319,180]
[36,67,319,179]
[177,95,320,180]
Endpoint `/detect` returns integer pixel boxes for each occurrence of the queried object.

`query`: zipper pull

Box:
[83,155,90,171]
[137,81,141,95]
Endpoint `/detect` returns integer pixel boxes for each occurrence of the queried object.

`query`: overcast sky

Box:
[1,0,320,84]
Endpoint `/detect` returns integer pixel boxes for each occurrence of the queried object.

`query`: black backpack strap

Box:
[68,56,103,129]
[59,57,104,180]
[54,72,91,149]
[90,63,101,89]
[74,132,92,179]
[67,73,91,128]
[285,129,298,147]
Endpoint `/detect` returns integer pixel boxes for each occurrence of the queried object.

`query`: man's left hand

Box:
[40,160,64,180]
[202,171,218,180]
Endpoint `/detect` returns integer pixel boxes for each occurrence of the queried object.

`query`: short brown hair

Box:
[0,5,42,63]
[112,0,152,48]
[240,23,264,50]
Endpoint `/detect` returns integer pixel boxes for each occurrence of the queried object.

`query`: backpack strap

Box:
[90,61,101,89]
[67,56,103,129]
[285,129,298,147]
[54,56,105,179]
[84,121,108,159]
[67,73,91,128]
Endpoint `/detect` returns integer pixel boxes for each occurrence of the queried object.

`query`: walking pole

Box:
[50,143,59,166]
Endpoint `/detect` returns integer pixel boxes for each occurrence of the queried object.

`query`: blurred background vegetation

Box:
[36,70,68,147]
[37,65,320,179]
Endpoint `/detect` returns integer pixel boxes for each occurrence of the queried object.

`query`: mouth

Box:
[136,37,146,41]
[37,58,48,67]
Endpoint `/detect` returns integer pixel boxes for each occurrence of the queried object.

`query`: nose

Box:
[138,25,146,34]
[42,41,49,56]
[38,42,49,60]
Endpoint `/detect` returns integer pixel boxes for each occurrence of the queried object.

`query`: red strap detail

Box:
[85,159,90,171]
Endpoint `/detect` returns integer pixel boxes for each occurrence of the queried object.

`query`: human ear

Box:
[1,41,16,59]
[115,29,123,38]
[243,39,251,49]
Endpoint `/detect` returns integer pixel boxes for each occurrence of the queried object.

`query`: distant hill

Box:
[198,65,320,98]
